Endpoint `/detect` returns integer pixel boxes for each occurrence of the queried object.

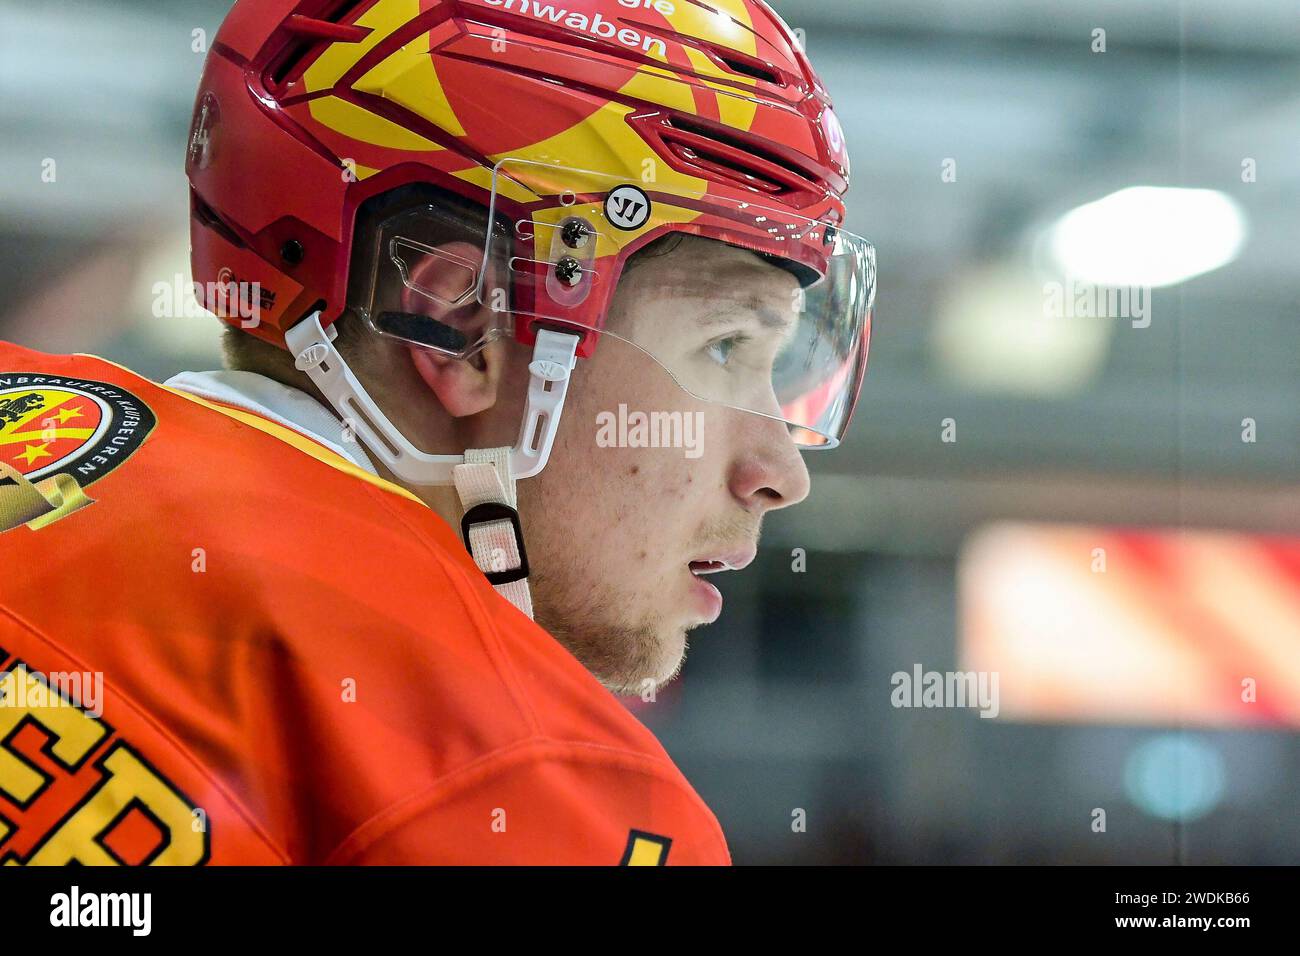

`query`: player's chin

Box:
[651,625,689,686]
[602,624,688,696]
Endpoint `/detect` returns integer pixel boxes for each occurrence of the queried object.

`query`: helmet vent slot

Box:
[192,193,248,249]
[268,0,374,91]
[642,115,824,206]
[667,117,817,185]
[668,142,785,195]
[712,51,781,86]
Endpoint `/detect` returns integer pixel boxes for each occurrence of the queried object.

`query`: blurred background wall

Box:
[1,0,1297,863]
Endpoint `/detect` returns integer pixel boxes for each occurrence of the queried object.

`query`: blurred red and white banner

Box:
[960,523,1300,727]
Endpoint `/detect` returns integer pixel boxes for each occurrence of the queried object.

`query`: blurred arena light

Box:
[932,262,1113,396]
[1044,187,1247,288]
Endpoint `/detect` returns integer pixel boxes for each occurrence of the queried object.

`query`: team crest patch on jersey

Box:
[0,373,155,534]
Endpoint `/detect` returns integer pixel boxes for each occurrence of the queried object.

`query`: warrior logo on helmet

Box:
[604,185,653,230]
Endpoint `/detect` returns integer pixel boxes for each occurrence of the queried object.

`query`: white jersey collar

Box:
[164,369,378,475]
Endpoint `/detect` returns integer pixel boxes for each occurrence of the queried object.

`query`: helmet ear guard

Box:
[291,177,588,490]
[344,184,516,361]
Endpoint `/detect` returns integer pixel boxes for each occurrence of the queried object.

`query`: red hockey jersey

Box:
[0,342,730,865]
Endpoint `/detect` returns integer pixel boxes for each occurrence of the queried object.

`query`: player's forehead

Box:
[614,235,801,332]
[647,232,793,280]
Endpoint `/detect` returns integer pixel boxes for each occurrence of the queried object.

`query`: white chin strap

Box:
[284,312,579,619]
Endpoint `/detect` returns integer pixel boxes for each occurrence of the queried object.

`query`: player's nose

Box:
[728,415,812,515]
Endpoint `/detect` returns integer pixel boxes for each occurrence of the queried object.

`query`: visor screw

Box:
[555,256,584,287]
[281,239,305,265]
[561,219,591,249]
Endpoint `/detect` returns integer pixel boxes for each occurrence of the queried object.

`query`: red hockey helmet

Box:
[187,0,874,448]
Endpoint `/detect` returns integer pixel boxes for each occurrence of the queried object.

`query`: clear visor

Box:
[355,160,875,448]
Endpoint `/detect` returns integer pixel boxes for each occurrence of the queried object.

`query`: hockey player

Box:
[0,0,873,864]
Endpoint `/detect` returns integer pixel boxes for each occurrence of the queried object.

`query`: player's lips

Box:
[686,546,756,624]
[687,546,757,576]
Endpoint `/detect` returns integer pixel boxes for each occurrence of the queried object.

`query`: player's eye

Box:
[705,333,750,367]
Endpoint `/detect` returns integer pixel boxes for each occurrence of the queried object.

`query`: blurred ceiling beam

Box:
[775,0,1300,54]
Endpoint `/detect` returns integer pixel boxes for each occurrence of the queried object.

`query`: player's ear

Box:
[398,239,504,418]
[407,338,504,418]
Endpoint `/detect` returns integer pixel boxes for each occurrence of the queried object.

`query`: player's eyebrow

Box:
[696,299,797,333]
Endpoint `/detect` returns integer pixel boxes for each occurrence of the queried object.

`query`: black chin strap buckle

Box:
[460,502,530,586]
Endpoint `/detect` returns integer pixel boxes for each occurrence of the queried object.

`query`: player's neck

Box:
[369,457,466,526]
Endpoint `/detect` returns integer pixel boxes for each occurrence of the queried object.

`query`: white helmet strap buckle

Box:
[455,449,533,617]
